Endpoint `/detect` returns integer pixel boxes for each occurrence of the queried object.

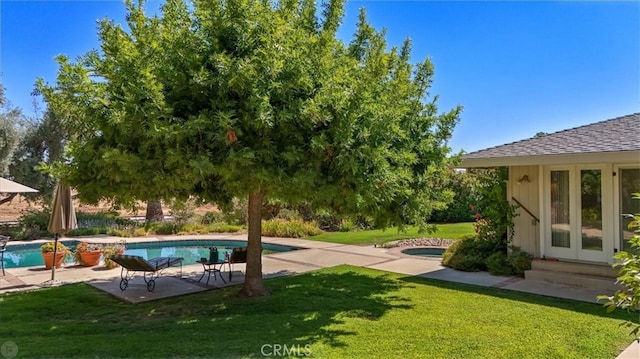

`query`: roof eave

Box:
[459,150,640,168]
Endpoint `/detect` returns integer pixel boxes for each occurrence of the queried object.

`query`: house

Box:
[460,113,640,289]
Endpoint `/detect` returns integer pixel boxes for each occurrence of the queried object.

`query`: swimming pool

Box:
[2,240,300,269]
[400,247,446,258]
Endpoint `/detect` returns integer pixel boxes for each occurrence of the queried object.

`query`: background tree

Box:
[10,109,67,204]
[39,0,461,296]
[0,85,49,206]
[428,169,480,223]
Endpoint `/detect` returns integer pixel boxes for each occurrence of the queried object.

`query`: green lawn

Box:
[1,265,636,358]
[307,222,475,245]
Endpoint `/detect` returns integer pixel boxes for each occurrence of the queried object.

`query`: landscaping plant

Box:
[598,193,640,338]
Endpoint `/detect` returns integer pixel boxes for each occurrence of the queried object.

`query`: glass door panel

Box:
[620,168,640,251]
[551,171,571,248]
[580,170,602,251]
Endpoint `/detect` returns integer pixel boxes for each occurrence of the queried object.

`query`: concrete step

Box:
[531,259,619,278]
[524,269,622,293]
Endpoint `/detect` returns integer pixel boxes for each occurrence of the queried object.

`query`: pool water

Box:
[2,240,299,269]
[400,247,446,258]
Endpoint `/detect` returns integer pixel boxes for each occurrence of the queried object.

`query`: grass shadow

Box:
[0,265,413,358]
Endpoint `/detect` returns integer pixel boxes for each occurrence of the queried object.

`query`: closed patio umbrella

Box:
[47,182,77,281]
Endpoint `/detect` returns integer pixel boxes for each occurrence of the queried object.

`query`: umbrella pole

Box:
[51,233,58,281]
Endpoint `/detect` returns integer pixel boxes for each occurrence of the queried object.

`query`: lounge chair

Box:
[228,247,247,281]
[109,255,184,292]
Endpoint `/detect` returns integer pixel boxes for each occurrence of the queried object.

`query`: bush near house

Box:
[442,167,532,276]
[598,194,640,338]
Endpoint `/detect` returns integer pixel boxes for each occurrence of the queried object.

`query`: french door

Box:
[617,167,640,251]
[545,165,612,262]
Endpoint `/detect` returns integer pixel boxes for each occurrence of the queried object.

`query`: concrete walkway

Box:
[1,234,637,358]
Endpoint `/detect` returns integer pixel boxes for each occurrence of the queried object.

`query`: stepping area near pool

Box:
[1,232,637,358]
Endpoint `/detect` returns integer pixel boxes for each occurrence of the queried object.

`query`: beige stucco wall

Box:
[509,165,540,256]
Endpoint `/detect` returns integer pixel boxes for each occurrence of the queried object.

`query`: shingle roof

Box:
[463,113,640,160]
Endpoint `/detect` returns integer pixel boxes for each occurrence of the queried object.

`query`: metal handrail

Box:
[511,197,540,223]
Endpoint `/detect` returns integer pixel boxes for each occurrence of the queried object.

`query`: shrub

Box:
[102,240,126,269]
[339,219,355,232]
[107,228,133,237]
[200,211,225,225]
[76,211,121,228]
[442,235,505,272]
[219,198,248,225]
[276,208,301,221]
[261,219,323,238]
[68,227,108,236]
[14,209,50,240]
[507,246,533,276]
[598,194,640,337]
[485,251,512,276]
[207,223,243,233]
[169,198,197,224]
[146,222,180,235]
[314,210,341,231]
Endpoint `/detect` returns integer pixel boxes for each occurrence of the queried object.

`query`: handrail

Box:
[511,197,540,223]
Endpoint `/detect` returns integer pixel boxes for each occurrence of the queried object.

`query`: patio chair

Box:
[228,247,247,281]
[109,255,184,292]
[0,235,9,276]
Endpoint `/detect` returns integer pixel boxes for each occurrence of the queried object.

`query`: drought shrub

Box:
[261,219,323,238]
[13,209,51,240]
[219,198,248,225]
[199,211,225,225]
[169,198,197,224]
[18,208,50,230]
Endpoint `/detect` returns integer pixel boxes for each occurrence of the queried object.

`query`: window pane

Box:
[620,168,640,251]
[551,171,570,248]
[581,170,602,251]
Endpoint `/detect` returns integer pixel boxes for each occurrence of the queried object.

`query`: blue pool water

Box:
[2,240,299,269]
[400,247,445,258]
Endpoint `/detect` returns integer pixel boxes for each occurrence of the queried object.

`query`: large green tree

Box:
[39,0,461,296]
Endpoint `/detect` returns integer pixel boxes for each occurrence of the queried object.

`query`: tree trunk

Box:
[145,200,164,222]
[238,190,269,297]
[0,193,17,206]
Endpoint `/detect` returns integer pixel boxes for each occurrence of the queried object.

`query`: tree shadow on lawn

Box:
[182,267,415,357]
[3,266,414,358]
[397,274,638,321]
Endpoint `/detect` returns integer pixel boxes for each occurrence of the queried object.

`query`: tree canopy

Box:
[0,85,64,205]
[39,0,461,296]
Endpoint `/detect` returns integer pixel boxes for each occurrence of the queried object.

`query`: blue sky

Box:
[2,0,638,153]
